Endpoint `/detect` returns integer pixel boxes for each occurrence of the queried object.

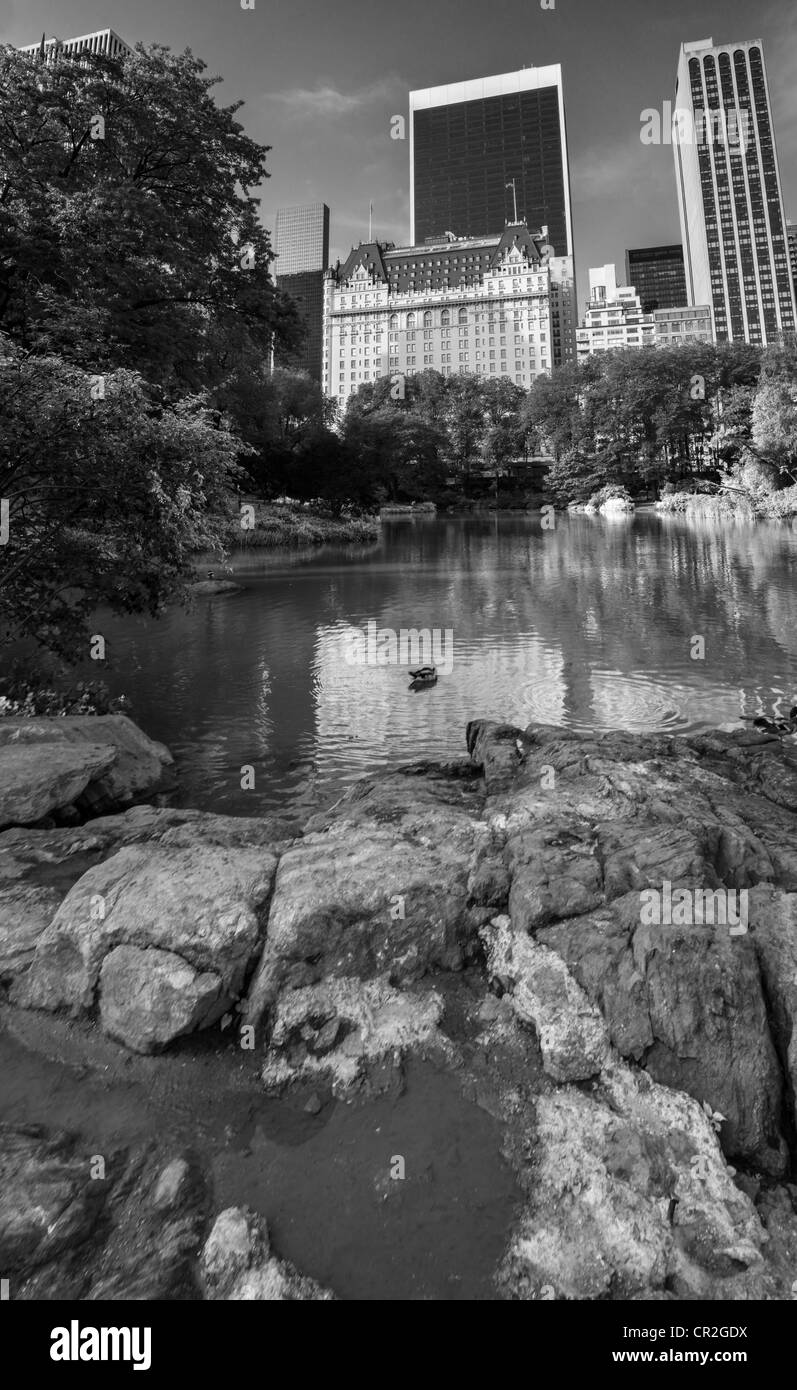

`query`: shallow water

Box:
[0,1016,521,1300]
[88,510,797,818]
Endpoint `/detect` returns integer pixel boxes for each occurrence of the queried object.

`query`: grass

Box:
[200,502,381,550]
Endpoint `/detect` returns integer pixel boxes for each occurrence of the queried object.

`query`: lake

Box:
[93,510,797,821]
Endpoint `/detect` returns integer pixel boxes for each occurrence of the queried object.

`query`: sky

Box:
[2,0,796,308]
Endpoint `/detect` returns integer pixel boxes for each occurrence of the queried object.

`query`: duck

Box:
[409,665,437,687]
[742,705,797,736]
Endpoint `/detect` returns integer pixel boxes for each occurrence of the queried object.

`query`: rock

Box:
[539,898,787,1173]
[99,945,226,1054]
[498,1059,770,1301]
[16,841,279,1051]
[0,716,173,818]
[152,1158,192,1211]
[0,1124,107,1275]
[0,881,64,986]
[0,741,117,829]
[244,770,488,1022]
[747,888,797,1130]
[201,1207,333,1301]
[262,976,445,1094]
[481,915,609,1082]
[304,1093,323,1115]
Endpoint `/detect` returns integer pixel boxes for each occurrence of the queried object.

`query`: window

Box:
[389,313,398,329]
[458,308,468,325]
[441,310,450,327]
[406,313,416,329]
[423,311,433,328]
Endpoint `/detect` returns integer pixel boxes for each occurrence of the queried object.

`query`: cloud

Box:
[265,77,403,120]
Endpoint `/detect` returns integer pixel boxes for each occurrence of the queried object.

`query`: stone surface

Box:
[16,840,279,1050]
[262,975,446,1093]
[497,1059,771,1301]
[245,766,489,1022]
[0,742,117,828]
[99,945,226,1054]
[481,914,609,1082]
[0,715,173,818]
[202,1207,333,1301]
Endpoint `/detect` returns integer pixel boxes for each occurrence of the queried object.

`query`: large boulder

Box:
[245,766,489,1023]
[16,839,280,1051]
[0,741,117,828]
[98,945,227,1054]
[0,715,173,822]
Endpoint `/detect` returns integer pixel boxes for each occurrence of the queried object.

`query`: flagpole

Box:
[505,179,518,223]
[369,201,373,241]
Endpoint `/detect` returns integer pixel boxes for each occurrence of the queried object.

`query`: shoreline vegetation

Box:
[200,501,381,551]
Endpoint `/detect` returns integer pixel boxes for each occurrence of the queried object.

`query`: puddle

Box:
[0,1016,521,1300]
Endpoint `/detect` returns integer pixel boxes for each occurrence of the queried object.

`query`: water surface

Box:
[91,511,797,818]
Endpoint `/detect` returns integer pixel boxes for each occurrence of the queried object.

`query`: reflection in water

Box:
[89,512,797,819]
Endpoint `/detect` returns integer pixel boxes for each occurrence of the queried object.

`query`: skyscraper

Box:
[788,223,797,306]
[625,245,687,312]
[409,66,575,259]
[673,38,796,345]
[273,203,330,382]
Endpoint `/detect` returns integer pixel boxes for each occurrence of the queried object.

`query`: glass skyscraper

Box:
[409,67,574,259]
[625,246,688,313]
[673,38,796,345]
[274,203,330,382]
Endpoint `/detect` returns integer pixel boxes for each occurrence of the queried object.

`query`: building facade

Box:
[322,224,576,408]
[625,245,687,311]
[789,223,797,305]
[409,66,575,262]
[19,29,132,59]
[576,265,713,359]
[576,266,656,360]
[653,305,714,347]
[274,203,330,382]
[673,38,796,345]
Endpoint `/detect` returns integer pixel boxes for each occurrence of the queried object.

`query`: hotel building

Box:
[322,223,576,407]
[673,38,796,345]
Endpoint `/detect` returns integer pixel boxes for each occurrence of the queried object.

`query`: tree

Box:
[0,337,245,661]
[0,42,301,407]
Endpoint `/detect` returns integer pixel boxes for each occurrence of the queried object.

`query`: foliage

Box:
[0,337,246,659]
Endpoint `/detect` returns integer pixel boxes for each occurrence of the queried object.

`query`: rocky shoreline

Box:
[3,713,797,1299]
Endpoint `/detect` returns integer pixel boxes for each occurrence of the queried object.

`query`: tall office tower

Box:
[673,38,796,345]
[19,30,133,59]
[789,223,797,305]
[273,203,330,382]
[410,67,575,259]
[625,245,687,312]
